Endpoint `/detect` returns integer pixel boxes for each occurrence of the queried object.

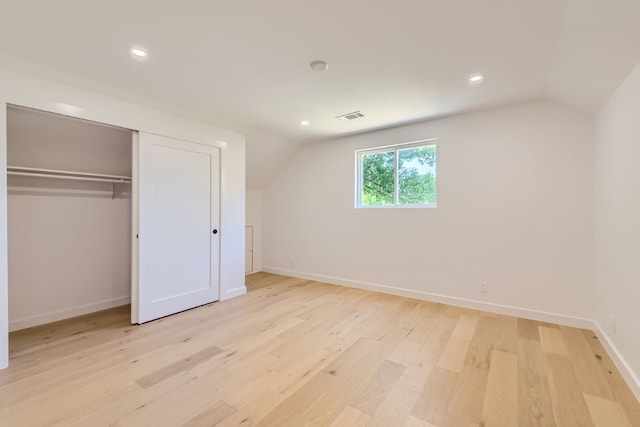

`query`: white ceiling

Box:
[1,0,639,186]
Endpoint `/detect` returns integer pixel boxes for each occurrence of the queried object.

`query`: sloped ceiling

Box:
[546,0,640,113]
[0,0,639,189]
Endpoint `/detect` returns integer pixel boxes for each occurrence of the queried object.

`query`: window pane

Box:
[398,145,436,205]
[361,151,395,206]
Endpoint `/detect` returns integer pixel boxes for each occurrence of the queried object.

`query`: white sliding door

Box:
[135,132,220,323]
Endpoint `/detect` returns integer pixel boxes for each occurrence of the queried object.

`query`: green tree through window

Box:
[358,142,436,207]
[362,151,395,206]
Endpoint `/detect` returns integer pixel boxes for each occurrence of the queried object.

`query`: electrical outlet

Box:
[289,258,295,267]
[480,281,488,294]
[611,314,616,335]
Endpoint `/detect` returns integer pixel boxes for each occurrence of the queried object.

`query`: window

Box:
[356,140,437,208]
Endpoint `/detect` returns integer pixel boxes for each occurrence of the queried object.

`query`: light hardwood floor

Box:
[1,272,638,426]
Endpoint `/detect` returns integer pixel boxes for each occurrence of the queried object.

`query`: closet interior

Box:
[6,105,133,332]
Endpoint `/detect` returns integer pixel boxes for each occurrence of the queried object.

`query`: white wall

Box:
[263,99,594,323]
[8,192,131,331]
[246,190,263,273]
[219,137,247,300]
[0,66,245,368]
[593,60,640,396]
[245,130,298,191]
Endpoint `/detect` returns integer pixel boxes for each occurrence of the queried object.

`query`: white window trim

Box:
[355,138,437,209]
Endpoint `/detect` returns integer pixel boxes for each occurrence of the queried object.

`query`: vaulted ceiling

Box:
[1,0,639,188]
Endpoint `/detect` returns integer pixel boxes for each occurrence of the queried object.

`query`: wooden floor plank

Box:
[411,367,459,426]
[328,405,370,427]
[437,336,472,373]
[179,400,236,427]
[517,340,556,427]
[404,415,438,427]
[136,344,224,389]
[539,327,569,356]
[465,315,517,370]
[387,339,423,367]
[217,388,285,427]
[447,365,488,425]
[0,273,636,426]
[452,315,479,340]
[482,350,518,427]
[350,359,407,415]
[583,393,633,427]
[366,380,422,426]
[518,318,542,341]
[546,353,595,427]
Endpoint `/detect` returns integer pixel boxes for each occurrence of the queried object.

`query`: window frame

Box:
[355,138,438,209]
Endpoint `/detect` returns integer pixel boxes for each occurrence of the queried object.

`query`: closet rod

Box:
[7,166,131,184]
[7,171,130,184]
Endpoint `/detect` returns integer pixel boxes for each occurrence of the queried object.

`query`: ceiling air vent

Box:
[336,111,364,121]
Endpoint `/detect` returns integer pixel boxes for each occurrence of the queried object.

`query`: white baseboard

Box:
[245,266,263,276]
[593,321,640,402]
[222,286,247,300]
[9,296,131,332]
[262,266,594,329]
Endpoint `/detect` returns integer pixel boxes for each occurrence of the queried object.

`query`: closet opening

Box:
[6,105,134,334]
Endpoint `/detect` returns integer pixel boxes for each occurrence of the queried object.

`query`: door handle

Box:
[212,229,218,234]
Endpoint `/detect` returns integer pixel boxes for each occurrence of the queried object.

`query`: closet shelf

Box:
[7,166,131,199]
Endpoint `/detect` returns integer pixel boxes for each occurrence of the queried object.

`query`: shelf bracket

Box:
[112,180,125,199]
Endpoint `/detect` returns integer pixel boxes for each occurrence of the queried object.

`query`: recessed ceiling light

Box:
[469,73,484,83]
[310,60,329,72]
[130,47,147,58]
[300,120,310,126]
